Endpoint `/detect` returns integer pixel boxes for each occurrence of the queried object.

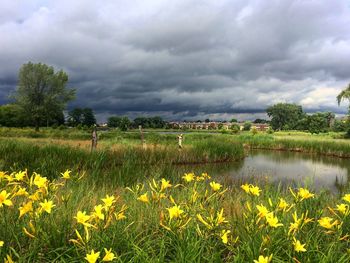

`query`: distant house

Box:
[168,121,269,131]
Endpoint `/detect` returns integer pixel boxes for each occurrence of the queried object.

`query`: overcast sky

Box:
[1,0,350,121]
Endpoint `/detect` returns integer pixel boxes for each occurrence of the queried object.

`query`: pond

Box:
[218,150,350,193]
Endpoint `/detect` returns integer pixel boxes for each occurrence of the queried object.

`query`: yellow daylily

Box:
[102,195,116,208]
[265,213,283,228]
[297,188,315,201]
[160,178,172,191]
[210,181,222,192]
[254,254,273,263]
[137,193,149,203]
[318,217,339,230]
[85,250,100,263]
[182,173,195,182]
[167,205,184,220]
[0,240,4,247]
[342,194,350,203]
[336,203,349,215]
[61,169,71,179]
[19,201,33,218]
[40,199,55,214]
[221,230,230,244]
[75,211,93,227]
[92,204,105,220]
[102,248,117,261]
[0,190,13,207]
[33,173,48,189]
[293,238,306,252]
[256,204,269,218]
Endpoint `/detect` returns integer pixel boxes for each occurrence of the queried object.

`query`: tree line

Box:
[266,103,348,134]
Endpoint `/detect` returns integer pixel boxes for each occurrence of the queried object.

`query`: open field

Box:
[1,128,350,262]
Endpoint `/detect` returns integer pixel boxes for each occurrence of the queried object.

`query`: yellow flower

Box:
[40,199,55,214]
[241,184,250,194]
[265,213,283,228]
[297,188,314,201]
[342,194,350,203]
[318,217,339,229]
[167,205,184,220]
[14,170,26,181]
[14,187,28,197]
[19,201,33,218]
[336,203,349,215]
[0,240,4,247]
[253,254,273,263]
[0,190,13,207]
[221,230,230,244]
[137,193,149,203]
[102,248,117,261]
[92,204,105,220]
[75,211,93,227]
[293,238,306,252]
[277,198,289,210]
[61,169,71,179]
[102,195,116,208]
[249,185,261,196]
[85,250,100,263]
[182,173,195,182]
[161,178,172,191]
[210,181,222,192]
[216,208,228,225]
[33,173,48,189]
[5,254,14,263]
[256,204,269,218]
[114,211,126,220]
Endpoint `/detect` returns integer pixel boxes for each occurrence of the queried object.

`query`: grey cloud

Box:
[0,0,350,122]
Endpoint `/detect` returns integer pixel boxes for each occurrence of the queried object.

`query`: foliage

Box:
[231,124,240,134]
[68,108,96,127]
[266,103,305,130]
[307,112,334,134]
[230,118,238,123]
[0,104,30,127]
[132,116,166,129]
[107,116,121,128]
[13,62,75,131]
[119,117,131,131]
[243,121,252,131]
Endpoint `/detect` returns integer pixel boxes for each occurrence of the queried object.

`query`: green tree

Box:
[337,83,350,112]
[243,121,252,131]
[266,103,304,130]
[0,104,29,127]
[82,108,96,126]
[13,62,75,131]
[107,116,122,128]
[119,116,131,131]
[230,118,238,123]
[68,108,83,126]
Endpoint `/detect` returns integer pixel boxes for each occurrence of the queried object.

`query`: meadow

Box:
[1,127,350,262]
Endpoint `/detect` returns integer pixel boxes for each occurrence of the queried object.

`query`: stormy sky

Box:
[1,0,350,122]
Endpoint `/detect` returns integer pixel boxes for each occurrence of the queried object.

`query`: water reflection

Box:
[223,150,350,193]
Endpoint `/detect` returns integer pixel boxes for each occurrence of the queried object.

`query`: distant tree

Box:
[266,103,305,130]
[67,108,84,126]
[107,116,122,128]
[218,123,224,129]
[332,119,349,132]
[243,121,252,131]
[0,104,29,127]
[253,118,268,124]
[307,112,335,134]
[119,116,131,131]
[196,120,202,123]
[205,118,210,123]
[13,62,75,131]
[231,124,240,134]
[81,108,96,126]
[67,107,96,127]
[230,118,238,123]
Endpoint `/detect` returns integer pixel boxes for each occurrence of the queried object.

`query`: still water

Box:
[225,150,349,193]
[172,150,350,193]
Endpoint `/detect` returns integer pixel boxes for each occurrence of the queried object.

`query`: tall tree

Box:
[14,62,75,131]
[337,83,350,112]
[266,103,304,130]
[81,108,96,126]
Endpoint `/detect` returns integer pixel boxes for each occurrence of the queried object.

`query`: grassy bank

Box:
[0,138,244,183]
[1,170,350,262]
[236,134,350,158]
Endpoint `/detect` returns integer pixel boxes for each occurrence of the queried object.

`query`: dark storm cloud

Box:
[1,0,350,121]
